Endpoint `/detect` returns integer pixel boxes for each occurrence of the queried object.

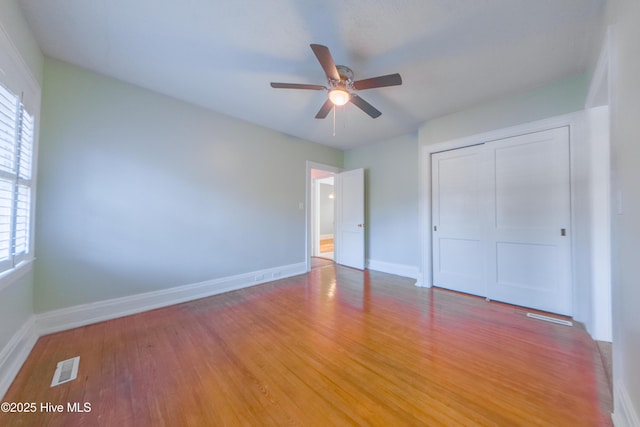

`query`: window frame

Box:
[0,23,40,284]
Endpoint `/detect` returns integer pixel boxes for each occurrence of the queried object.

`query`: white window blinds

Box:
[0,82,33,270]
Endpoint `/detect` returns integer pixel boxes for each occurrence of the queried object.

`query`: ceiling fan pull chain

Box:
[333,106,336,137]
[344,105,348,130]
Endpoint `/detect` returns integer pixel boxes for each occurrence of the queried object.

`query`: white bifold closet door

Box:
[432,127,572,315]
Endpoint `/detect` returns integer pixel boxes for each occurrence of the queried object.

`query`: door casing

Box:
[306,162,365,271]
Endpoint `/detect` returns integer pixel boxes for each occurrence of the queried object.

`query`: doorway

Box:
[308,164,338,270]
[314,174,335,260]
[306,162,365,272]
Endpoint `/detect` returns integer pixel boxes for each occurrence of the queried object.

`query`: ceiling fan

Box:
[270,44,402,119]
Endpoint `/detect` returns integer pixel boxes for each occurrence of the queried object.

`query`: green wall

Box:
[35,58,342,312]
[345,133,420,270]
[419,73,589,145]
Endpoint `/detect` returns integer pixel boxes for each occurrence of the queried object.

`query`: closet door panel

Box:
[431,145,486,297]
[487,127,572,315]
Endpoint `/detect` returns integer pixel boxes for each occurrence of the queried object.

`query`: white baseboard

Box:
[366,259,419,280]
[0,317,38,399]
[1,263,306,398]
[36,262,307,336]
[319,234,334,240]
[613,382,640,427]
[414,273,431,288]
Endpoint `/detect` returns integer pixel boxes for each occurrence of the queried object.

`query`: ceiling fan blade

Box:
[353,73,402,90]
[310,44,340,81]
[315,99,334,119]
[350,94,382,118]
[270,82,326,90]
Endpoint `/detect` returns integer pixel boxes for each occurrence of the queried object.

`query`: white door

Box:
[431,145,486,296]
[431,127,573,316]
[335,168,365,270]
[486,127,572,315]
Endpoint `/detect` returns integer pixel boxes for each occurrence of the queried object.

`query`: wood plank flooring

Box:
[311,256,334,269]
[319,238,334,254]
[1,265,611,426]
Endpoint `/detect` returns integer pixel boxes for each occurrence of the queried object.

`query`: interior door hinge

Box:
[434,225,437,231]
[561,228,566,236]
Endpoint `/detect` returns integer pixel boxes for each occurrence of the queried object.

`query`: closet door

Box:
[486,127,572,315]
[431,145,487,297]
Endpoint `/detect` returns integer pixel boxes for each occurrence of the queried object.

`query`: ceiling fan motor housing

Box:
[331,65,355,90]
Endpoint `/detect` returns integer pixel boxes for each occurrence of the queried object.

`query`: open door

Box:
[335,168,365,270]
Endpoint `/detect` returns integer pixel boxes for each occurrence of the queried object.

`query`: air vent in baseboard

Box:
[51,356,80,387]
[526,312,573,326]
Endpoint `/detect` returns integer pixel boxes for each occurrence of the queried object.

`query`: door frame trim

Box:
[418,112,582,298]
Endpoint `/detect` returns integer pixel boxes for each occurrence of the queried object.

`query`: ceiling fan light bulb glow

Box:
[329,89,350,106]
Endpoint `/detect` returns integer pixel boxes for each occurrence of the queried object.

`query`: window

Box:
[0,82,34,272]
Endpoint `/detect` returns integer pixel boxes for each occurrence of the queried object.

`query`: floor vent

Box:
[526,312,573,326]
[51,356,80,387]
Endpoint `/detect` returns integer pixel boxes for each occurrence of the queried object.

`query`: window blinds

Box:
[0,82,33,268]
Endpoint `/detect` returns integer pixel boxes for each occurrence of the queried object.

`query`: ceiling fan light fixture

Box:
[270,44,401,120]
[328,88,350,106]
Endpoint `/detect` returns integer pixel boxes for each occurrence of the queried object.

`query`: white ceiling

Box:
[18,0,605,150]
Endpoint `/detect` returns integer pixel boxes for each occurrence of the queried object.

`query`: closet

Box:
[432,127,572,315]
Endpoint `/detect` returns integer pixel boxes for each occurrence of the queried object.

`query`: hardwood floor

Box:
[311,256,334,269]
[319,238,334,254]
[1,265,611,426]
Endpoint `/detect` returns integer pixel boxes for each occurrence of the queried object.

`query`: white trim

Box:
[584,29,612,343]
[319,233,334,240]
[419,112,581,304]
[421,112,581,156]
[612,382,640,427]
[414,274,428,288]
[0,316,38,399]
[585,29,611,109]
[36,262,307,336]
[585,105,612,342]
[0,259,33,293]
[0,21,40,110]
[367,259,419,280]
[416,134,430,288]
